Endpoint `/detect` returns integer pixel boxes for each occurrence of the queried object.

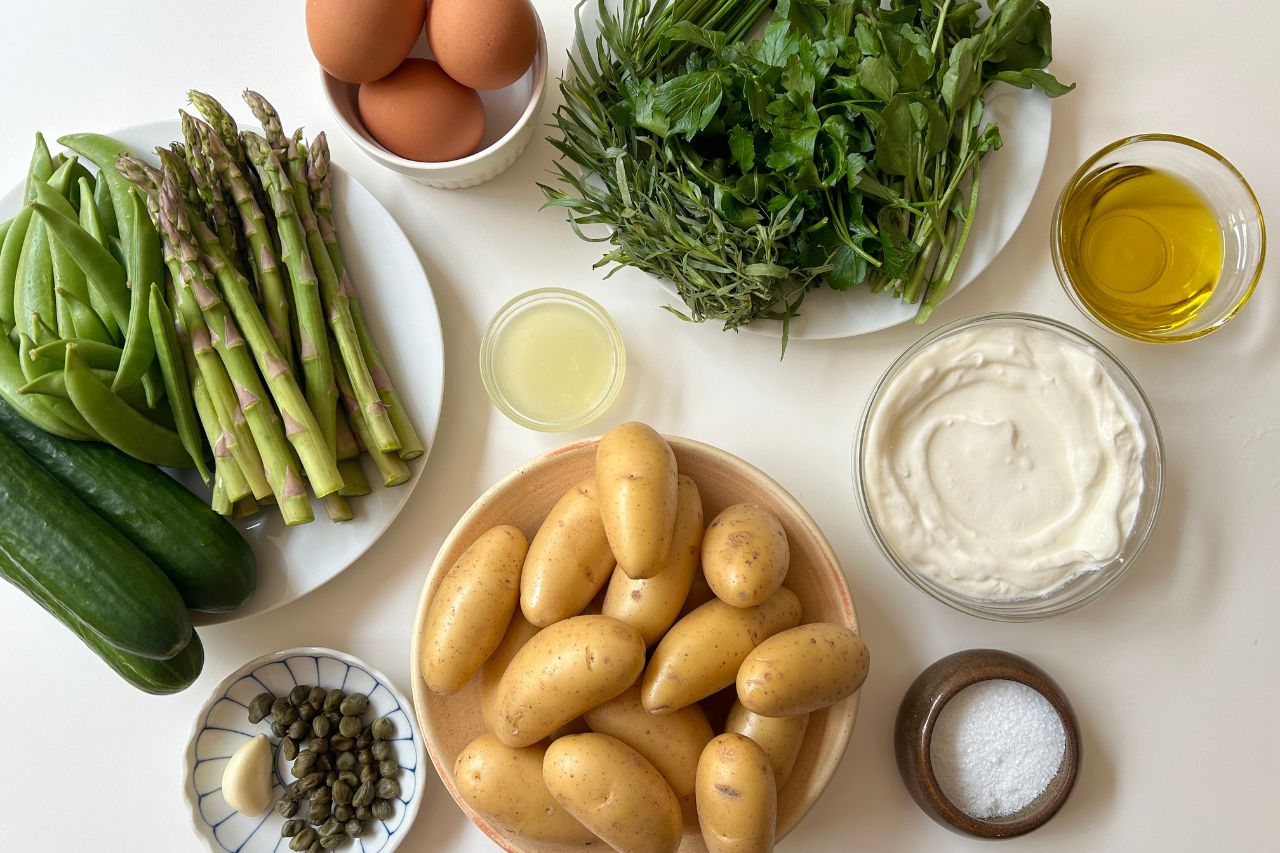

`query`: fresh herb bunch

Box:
[543,0,1074,340]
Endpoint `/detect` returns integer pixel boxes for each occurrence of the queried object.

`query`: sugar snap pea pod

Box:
[20,368,148,412]
[0,207,32,331]
[15,335,100,438]
[93,169,119,239]
[113,190,159,391]
[65,161,94,207]
[25,133,54,199]
[148,284,208,483]
[0,220,11,250]
[0,337,90,439]
[58,133,138,255]
[78,178,121,340]
[31,338,121,369]
[57,287,113,344]
[63,344,191,467]
[47,156,79,201]
[55,289,75,338]
[27,180,80,341]
[141,367,163,408]
[18,216,54,341]
[29,201,130,331]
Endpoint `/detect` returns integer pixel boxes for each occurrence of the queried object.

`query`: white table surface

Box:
[1,1,1276,850]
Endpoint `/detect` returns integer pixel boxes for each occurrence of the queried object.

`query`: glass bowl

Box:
[1052,134,1265,342]
[480,288,625,432]
[854,313,1164,621]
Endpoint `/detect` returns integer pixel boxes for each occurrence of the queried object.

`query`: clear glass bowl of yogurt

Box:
[855,313,1164,620]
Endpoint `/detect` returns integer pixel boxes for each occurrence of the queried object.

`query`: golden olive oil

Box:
[1059,166,1222,336]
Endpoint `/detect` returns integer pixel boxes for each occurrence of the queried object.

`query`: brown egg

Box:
[357,59,485,163]
[426,0,539,91]
[306,0,429,84]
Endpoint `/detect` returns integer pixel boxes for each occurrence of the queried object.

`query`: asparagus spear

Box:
[308,134,424,460]
[241,89,290,153]
[180,112,240,269]
[187,90,248,173]
[333,346,409,488]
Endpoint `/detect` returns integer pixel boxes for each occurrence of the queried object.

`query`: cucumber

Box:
[0,544,203,694]
[0,428,190,659]
[0,398,255,611]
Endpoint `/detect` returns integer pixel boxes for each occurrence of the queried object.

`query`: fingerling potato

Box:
[584,686,714,799]
[596,422,678,579]
[493,615,645,747]
[702,504,789,608]
[480,612,540,734]
[521,477,616,627]
[544,733,683,853]
[736,623,870,717]
[421,525,527,696]
[724,702,809,788]
[602,474,704,646]
[453,734,597,844]
[696,733,777,853]
[642,588,801,714]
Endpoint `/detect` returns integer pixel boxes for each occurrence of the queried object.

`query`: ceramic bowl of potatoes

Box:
[410,422,870,853]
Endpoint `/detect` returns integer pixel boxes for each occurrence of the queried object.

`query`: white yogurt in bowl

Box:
[856,314,1164,620]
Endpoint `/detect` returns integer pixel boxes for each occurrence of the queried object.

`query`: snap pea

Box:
[20,368,149,412]
[0,337,90,440]
[31,338,121,369]
[63,344,190,467]
[16,334,100,439]
[29,201,130,332]
[0,207,30,330]
[47,156,79,201]
[141,366,163,407]
[114,190,159,391]
[58,134,137,262]
[17,216,54,341]
[0,220,11,252]
[93,169,119,240]
[30,313,60,348]
[64,161,94,207]
[25,133,54,199]
[55,290,75,338]
[57,287,114,344]
[148,284,208,483]
[78,178,121,341]
[35,181,107,345]
[107,234,127,271]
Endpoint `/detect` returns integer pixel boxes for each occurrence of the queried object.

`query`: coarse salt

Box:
[930,679,1066,819]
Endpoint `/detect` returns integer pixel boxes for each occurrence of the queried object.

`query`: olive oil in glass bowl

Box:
[1052,135,1265,342]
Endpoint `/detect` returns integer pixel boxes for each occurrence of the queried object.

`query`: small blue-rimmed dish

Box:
[184,647,426,852]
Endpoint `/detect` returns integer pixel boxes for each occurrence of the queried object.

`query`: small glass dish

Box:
[480,288,625,432]
[854,313,1164,621]
[1052,134,1265,342]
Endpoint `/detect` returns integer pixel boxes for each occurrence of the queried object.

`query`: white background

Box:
[1,1,1277,850]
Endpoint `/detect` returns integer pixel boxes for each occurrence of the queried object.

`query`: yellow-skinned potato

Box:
[453,734,597,845]
[702,504,789,608]
[584,686,714,799]
[596,422,679,580]
[696,733,777,853]
[602,475,704,646]
[642,588,801,714]
[493,615,645,747]
[421,525,527,696]
[544,733,683,853]
[737,623,870,717]
[480,612,540,734]
[521,477,616,627]
[725,702,809,788]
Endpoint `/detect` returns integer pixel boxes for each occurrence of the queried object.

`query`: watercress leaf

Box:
[729,125,756,172]
[854,18,880,55]
[652,70,726,138]
[992,68,1075,97]
[984,1,1054,71]
[827,242,870,290]
[858,56,899,102]
[898,42,935,91]
[913,97,949,155]
[978,121,1004,152]
[982,0,1039,58]
[942,37,981,111]
[876,94,917,177]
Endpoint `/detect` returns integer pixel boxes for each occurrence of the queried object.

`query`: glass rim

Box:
[479,287,626,432]
[853,312,1165,622]
[1050,133,1266,343]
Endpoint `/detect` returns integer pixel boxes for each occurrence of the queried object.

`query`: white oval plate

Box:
[184,647,427,853]
[564,5,1053,340]
[0,120,444,624]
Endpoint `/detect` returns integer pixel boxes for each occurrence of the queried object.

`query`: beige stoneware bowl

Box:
[410,436,862,852]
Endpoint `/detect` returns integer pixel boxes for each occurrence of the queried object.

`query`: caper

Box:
[317,816,342,837]
[375,778,400,800]
[334,804,354,822]
[339,694,369,716]
[291,751,316,778]
[248,693,274,724]
[359,747,375,765]
[330,736,355,752]
[316,753,334,772]
[272,697,291,717]
[332,779,353,805]
[307,843,322,853]
[312,715,332,738]
[289,719,310,740]
[281,819,305,837]
[326,770,338,786]
[371,741,392,762]
[356,729,373,749]
[307,686,327,709]
[345,818,365,837]
[338,715,361,739]
[308,737,329,754]
[320,833,348,850]
[336,751,357,771]
[310,784,332,805]
[371,798,394,822]
[307,800,330,824]
[271,721,287,738]
[282,737,299,761]
[323,688,344,712]
[355,805,372,821]
[379,760,399,779]
[280,707,300,726]
[371,717,395,740]
[352,781,375,808]
[326,711,342,726]
[298,704,317,723]
[284,781,303,800]
[359,764,379,785]
[289,827,317,851]
[289,685,312,706]
[276,798,299,819]
[338,770,360,787]
[299,771,327,793]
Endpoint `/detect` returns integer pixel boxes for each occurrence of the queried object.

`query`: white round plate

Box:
[565,6,1053,340]
[184,647,427,853]
[0,120,444,624]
